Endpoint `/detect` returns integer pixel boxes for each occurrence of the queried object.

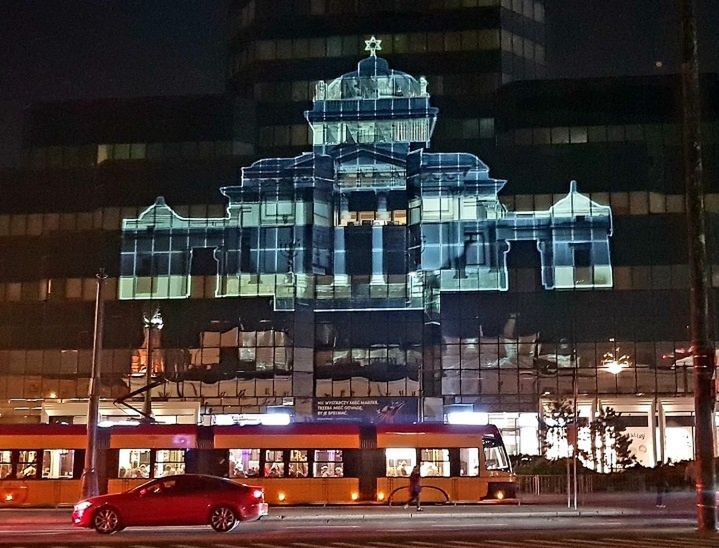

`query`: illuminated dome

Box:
[317,37,428,101]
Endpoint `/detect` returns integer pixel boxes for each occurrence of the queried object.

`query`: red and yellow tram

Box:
[0,422,515,507]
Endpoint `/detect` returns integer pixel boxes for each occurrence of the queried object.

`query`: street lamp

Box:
[142,309,163,422]
[601,339,631,376]
[81,269,107,499]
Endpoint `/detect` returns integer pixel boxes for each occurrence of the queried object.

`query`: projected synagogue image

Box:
[120,38,613,308]
[117,38,616,430]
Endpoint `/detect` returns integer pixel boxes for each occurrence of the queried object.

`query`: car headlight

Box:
[74,501,93,512]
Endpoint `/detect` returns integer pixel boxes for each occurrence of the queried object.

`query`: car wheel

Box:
[93,507,121,534]
[210,506,238,532]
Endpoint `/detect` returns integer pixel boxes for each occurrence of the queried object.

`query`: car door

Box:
[158,476,211,526]
[119,479,166,526]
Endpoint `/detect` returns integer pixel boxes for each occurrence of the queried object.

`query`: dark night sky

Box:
[0,0,717,165]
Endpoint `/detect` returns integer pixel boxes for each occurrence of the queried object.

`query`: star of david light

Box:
[364,36,382,57]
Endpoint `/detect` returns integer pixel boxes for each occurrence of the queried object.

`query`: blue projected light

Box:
[120,39,613,307]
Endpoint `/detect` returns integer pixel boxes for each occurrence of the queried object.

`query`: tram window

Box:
[41,449,75,479]
[118,449,151,478]
[265,450,285,477]
[483,436,510,471]
[460,448,480,476]
[0,450,12,479]
[229,449,260,478]
[420,449,450,477]
[154,449,186,477]
[385,448,415,477]
[288,449,309,477]
[17,450,38,479]
[313,449,343,477]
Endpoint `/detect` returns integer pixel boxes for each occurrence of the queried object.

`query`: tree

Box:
[586,406,635,472]
[541,398,577,459]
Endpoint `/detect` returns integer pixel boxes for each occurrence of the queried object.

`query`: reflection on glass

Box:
[483,436,511,471]
[460,448,480,477]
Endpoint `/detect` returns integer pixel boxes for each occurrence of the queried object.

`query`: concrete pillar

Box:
[649,398,658,467]
[657,399,666,463]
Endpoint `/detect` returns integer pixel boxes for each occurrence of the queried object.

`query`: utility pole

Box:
[142,308,163,422]
[679,0,717,532]
[81,269,107,499]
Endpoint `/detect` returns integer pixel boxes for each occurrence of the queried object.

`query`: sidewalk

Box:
[0,492,696,523]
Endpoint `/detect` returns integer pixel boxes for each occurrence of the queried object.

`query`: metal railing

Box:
[517,474,593,496]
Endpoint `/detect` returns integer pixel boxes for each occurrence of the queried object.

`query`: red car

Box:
[72,474,268,534]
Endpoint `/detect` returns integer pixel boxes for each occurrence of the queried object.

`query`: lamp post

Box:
[142,309,163,422]
[571,354,578,510]
[81,269,107,499]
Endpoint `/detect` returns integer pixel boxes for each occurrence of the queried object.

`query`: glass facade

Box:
[1,3,718,468]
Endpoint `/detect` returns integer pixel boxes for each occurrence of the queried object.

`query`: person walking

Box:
[684,460,696,490]
[403,465,422,511]
[654,461,669,508]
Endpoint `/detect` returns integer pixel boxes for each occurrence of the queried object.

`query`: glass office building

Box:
[1,2,718,467]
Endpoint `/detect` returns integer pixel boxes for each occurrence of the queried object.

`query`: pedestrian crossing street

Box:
[11,536,719,548]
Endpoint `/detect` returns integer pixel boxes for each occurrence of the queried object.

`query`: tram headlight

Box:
[495,490,505,500]
[377,491,385,501]
[351,491,359,501]
[4,493,13,502]
[278,491,286,502]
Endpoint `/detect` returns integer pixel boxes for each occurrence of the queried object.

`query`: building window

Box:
[573,245,592,268]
